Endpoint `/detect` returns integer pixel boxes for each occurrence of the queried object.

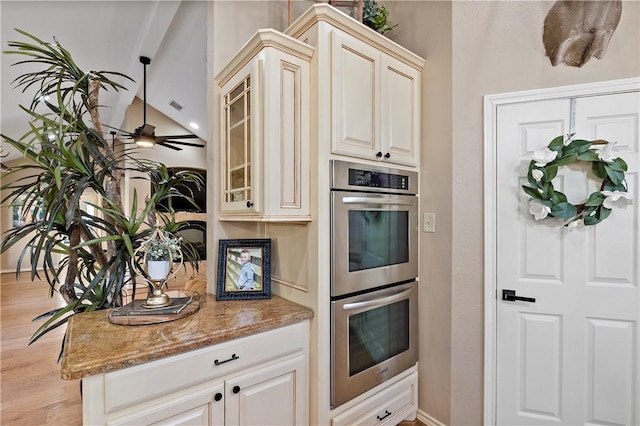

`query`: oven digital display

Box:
[348,168,409,190]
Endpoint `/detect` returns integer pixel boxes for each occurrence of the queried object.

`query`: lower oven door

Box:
[331,281,418,408]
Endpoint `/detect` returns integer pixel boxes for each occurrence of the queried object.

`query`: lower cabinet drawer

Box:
[103,322,306,412]
[331,371,417,426]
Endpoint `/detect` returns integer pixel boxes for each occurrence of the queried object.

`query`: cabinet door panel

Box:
[225,354,306,426]
[380,56,420,167]
[220,57,259,214]
[107,384,224,426]
[331,29,380,159]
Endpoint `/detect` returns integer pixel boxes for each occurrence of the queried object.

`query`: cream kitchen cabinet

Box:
[330,28,422,167]
[284,6,424,168]
[216,29,314,221]
[81,321,309,425]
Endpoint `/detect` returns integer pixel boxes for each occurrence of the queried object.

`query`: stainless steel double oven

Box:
[330,160,419,408]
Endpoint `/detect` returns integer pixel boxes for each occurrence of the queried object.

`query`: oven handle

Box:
[341,196,415,206]
[342,287,413,311]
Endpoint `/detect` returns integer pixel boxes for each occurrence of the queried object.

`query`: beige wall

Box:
[386,1,454,424]
[388,1,639,424]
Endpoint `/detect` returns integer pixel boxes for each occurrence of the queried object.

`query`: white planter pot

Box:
[147,260,170,280]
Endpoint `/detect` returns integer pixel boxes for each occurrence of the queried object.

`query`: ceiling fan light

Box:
[135,135,156,148]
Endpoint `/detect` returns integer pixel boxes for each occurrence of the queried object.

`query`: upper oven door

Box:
[331,190,418,296]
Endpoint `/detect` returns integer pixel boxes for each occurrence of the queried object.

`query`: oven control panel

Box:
[331,160,418,195]
[349,168,409,190]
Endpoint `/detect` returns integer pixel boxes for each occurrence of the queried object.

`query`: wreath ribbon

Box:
[522,135,632,227]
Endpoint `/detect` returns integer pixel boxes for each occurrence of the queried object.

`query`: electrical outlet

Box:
[423,213,435,233]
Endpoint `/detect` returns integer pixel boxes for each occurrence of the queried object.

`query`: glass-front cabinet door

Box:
[224,73,252,208]
[220,57,259,215]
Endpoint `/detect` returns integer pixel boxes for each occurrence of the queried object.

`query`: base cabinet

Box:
[81,322,309,426]
[331,370,418,426]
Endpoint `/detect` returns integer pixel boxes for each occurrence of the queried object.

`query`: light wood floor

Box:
[1,272,82,425]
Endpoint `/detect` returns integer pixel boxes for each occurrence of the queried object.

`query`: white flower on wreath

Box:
[601,190,632,209]
[567,218,584,230]
[597,142,618,163]
[532,147,558,167]
[529,199,551,220]
[531,169,544,182]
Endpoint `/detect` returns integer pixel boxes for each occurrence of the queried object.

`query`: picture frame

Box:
[216,239,271,300]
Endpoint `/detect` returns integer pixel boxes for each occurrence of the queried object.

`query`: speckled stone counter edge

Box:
[61,294,313,380]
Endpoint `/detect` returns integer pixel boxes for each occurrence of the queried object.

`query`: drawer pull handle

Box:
[384,152,391,159]
[214,392,223,402]
[232,385,241,394]
[214,353,239,366]
[377,410,392,421]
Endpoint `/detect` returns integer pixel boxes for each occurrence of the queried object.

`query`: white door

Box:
[495,91,639,425]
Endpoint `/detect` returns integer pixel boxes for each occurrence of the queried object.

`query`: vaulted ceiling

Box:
[1,0,207,162]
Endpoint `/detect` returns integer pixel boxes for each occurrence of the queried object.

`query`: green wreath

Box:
[522,135,632,227]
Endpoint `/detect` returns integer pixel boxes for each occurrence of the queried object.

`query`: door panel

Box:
[330,28,380,157]
[495,91,639,425]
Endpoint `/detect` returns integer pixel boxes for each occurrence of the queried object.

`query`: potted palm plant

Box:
[0,30,203,357]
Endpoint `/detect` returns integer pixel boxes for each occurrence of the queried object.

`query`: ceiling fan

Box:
[110,56,205,151]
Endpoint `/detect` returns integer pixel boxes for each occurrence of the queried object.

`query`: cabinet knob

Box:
[232,385,241,394]
[214,392,223,402]
[376,151,383,158]
[246,201,253,208]
[384,152,391,159]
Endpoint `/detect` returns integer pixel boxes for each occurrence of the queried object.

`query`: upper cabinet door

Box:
[330,29,381,160]
[380,55,421,167]
[220,57,259,215]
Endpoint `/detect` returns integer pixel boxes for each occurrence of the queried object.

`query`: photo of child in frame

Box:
[236,250,255,290]
[217,239,270,300]
[226,247,262,292]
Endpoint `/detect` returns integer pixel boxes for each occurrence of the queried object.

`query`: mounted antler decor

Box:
[543,0,622,67]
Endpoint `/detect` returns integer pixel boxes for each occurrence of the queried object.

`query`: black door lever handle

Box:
[502,289,536,303]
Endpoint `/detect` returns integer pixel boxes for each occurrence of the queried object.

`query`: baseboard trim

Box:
[417,409,447,426]
[1,268,37,274]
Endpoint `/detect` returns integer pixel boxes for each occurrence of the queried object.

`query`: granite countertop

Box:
[60,294,314,380]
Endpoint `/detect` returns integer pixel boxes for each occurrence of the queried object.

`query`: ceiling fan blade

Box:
[157,141,183,151]
[161,140,206,148]
[161,134,200,139]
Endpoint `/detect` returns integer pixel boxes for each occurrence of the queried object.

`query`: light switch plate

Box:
[423,213,435,233]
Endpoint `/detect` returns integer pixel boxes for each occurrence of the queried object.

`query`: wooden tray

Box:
[108,298,200,326]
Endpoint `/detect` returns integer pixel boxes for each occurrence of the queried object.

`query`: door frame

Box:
[482,77,640,425]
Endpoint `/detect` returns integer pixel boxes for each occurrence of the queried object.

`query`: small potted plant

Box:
[136,226,184,307]
[140,228,183,280]
[363,0,397,35]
